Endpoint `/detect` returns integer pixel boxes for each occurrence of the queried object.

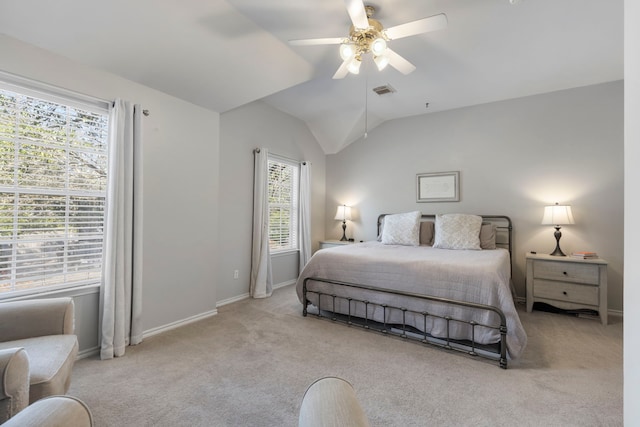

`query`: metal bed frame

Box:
[301,214,514,369]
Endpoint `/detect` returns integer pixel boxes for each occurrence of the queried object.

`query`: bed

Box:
[295,212,527,368]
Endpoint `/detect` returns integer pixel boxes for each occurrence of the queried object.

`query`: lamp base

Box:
[549,246,567,257]
[340,221,348,241]
[549,226,567,256]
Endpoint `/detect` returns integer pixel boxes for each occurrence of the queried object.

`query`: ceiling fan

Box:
[289,0,448,79]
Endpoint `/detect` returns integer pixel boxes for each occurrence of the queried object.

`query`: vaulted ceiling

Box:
[0,0,623,154]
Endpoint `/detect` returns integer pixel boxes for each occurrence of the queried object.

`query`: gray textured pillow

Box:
[419,221,435,246]
[480,223,497,249]
[433,213,482,250]
[381,211,421,246]
[377,217,385,241]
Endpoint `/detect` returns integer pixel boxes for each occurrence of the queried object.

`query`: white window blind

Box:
[0,83,109,297]
[268,157,299,252]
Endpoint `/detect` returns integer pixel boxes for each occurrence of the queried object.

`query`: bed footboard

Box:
[303,277,508,369]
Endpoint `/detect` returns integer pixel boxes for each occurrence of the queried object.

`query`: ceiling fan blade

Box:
[289,37,345,46]
[332,60,350,79]
[343,0,369,29]
[386,48,416,75]
[385,13,448,40]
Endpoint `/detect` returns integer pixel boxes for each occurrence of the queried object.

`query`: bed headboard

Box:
[377,214,514,273]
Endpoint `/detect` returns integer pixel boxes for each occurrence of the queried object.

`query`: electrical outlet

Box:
[233,270,239,279]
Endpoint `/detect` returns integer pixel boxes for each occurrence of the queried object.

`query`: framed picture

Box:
[416,171,460,202]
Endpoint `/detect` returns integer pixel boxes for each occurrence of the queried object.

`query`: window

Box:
[0,80,109,298]
[268,157,299,252]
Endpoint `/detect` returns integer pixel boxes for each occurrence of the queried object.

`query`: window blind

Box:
[0,83,109,297]
[268,157,299,252]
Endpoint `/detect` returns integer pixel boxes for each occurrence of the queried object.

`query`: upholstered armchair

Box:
[0,297,79,422]
[299,377,370,427]
[2,395,93,427]
[0,347,30,421]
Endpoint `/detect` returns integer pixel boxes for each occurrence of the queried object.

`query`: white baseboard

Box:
[217,292,249,307]
[142,309,218,339]
[76,311,218,359]
[77,346,100,360]
[216,280,296,308]
[274,279,296,290]
[608,308,623,318]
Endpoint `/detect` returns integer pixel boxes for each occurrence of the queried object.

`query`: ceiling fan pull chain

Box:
[364,71,368,139]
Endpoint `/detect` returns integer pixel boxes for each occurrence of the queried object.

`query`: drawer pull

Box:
[563,291,568,295]
[563,271,568,275]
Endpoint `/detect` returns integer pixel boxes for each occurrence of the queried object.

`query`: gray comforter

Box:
[296,241,527,359]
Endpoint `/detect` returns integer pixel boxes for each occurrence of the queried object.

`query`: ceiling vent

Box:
[372,85,396,96]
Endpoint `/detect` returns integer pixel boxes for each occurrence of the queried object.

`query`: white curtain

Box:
[299,161,312,273]
[100,99,144,360]
[250,148,273,298]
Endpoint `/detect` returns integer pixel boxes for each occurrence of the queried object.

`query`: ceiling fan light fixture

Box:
[339,43,356,61]
[347,57,362,74]
[374,54,390,71]
[371,37,387,56]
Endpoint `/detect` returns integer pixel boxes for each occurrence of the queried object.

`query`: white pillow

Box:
[433,214,482,250]
[381,211,421,246]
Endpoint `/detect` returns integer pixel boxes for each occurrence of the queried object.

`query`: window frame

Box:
[267,155,300,254]
[0,74,111,300]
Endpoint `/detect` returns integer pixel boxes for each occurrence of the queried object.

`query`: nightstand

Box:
[319,240,354,249]
[526,253,608,325]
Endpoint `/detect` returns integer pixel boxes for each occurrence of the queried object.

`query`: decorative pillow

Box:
[377,217,385,241]
[433,214,482,250]
[381,211,421,246]
[419,221,435,246]
[479,223,497,249]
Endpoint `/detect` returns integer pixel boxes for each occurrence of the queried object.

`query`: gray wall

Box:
[218,101,326,303]
[326,81,624,312]
[1,34,220,354]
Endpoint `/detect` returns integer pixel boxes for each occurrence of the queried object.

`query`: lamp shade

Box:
[334,205,352,221]
[339,43,356,61]
[371,38,387,56]
[347,57,361,74]
[374,54,390,71]
[541,204,575,225]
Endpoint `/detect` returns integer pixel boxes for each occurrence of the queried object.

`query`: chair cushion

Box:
[0,335,78,403]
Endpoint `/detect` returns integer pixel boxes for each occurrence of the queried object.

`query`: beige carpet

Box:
[69,284,623,426]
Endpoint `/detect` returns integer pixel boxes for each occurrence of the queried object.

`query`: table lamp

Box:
[541,203,574,256]
[334,205,352,241]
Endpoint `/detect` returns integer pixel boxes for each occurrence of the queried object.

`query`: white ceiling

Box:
[0,0,623,154]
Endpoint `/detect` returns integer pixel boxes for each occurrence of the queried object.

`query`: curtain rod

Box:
[254,148,304,165]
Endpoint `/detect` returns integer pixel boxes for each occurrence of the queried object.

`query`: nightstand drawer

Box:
[533,261,599,285]
[533,279,599,306]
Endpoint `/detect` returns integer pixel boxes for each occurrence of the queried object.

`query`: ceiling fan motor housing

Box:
[348,18,387,56]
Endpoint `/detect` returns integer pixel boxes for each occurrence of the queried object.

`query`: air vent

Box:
[372,85,396,96]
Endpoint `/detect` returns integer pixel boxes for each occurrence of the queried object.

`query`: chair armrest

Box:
[298,377,370,427]
[0,298,75,342]
[2,395,93,427]
[0,347,30,423]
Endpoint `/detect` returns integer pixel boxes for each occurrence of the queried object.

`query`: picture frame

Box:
[416,171,460,202]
